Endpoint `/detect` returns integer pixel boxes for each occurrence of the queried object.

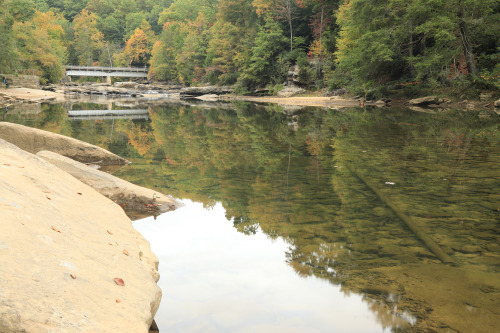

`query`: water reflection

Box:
[4,100,500,332]
[133,200,411,332]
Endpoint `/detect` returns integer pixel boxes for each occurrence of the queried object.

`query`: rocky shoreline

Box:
[1,83,499,112]
[0,123,177,332]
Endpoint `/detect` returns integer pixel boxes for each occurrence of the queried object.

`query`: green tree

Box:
[73,8,104,65]
[0,0,17,73]
[239,16,288,88]
[335,0,500,92]
[205,0,258,84]
[13,10,68,83]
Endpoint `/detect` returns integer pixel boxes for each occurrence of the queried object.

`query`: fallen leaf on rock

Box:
[70,274,76,279]
[51,225,61,233]
[107,230,113,235]
[77,192,82,195]
[113,278,125,286]
[46,196,51,200]
[116,299,121,303]
[123,249,129,256]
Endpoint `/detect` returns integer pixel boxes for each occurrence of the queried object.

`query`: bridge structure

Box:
[64,66,148,83]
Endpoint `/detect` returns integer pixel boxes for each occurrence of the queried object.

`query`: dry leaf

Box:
[51,225,61,233]
[46,196,51,200]
[77,192,82,195]
[70,274,76,279]
[107,230,113,235]
[116,299,121,303]
[113,278,125,286]
[123,249,129,256]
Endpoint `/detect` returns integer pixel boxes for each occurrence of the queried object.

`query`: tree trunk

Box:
[459,16,478,76]
[408,24,414,57]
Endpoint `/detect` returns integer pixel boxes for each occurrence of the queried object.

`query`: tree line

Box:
[0,0,498,96]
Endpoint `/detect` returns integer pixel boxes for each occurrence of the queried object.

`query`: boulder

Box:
[277,86,306,98]
[114,82,139,89]
[480,92,494,101]
[0,139,161,332]
[37,151,178,221]
[494,100,500,108]
[180,86,234,99]
[409,96,439,105]
[0,122,127,165]
[195,94,220,101]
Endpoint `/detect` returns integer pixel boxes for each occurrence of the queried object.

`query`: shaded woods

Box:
[0,0,498,97]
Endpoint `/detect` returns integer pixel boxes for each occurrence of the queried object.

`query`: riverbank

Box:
[1,85,498,111]
[0,87,64,106]
[0,123,177,332]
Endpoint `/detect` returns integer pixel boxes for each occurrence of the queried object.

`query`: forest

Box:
[0,0,498,97]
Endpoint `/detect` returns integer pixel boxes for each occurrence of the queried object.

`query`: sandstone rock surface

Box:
[277,86,306,98]
[0,122,127,165]
[409,96,439,105]
[37,151,178,221]
[0,139,161,332]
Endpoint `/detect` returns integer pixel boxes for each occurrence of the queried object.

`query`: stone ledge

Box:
[0,138,161,332]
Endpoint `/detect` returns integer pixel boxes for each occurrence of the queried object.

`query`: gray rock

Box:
[409,96,439,105]
[277,86,306,97]
[114,81,139,89]
[480,92,494,101]
[180,86,234,98]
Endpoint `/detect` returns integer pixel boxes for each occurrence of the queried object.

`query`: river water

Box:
[3,99,499,332]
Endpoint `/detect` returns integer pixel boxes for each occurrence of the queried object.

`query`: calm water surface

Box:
[3,99,499,332]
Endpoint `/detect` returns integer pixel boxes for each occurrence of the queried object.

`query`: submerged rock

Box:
[37,150,179,221]
[0,139,161,332]
[0,122,127,165]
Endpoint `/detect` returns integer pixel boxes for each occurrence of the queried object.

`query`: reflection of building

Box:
[67,109,149,120]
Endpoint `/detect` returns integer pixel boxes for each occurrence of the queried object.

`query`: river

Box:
[3,99,499,332]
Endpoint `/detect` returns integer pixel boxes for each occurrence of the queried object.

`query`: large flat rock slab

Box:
[0,122,127,165]
[0,139,160,332]
[37,150,178,220]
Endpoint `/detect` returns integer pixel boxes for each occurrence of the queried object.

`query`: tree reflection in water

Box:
[6,101,500,332]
